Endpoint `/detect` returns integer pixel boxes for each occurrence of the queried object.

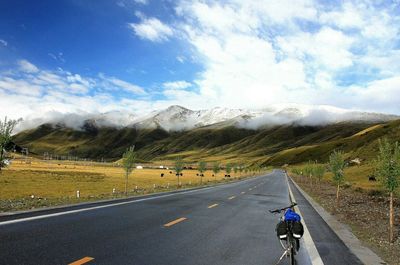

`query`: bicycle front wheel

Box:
[290,246,295,265]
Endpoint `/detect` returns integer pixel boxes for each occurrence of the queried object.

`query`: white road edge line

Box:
[285,173,324,265]
[0,174,271,226]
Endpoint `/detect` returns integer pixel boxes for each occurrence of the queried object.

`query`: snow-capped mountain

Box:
[15,104,399,132]
[134,105,264,130]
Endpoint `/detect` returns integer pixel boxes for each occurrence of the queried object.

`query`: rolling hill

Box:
[14,107,400,165]
[11,105,400,166]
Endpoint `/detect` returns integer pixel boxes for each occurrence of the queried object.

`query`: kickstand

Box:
[275,249,289,265]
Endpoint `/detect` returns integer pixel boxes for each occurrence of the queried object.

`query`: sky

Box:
[1,0,400,122]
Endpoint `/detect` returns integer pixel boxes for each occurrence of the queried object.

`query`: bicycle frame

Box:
[269,203,299,265]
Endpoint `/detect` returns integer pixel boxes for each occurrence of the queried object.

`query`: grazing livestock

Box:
[180,173,183,176]
[368,175,377,181]
[169,171,172,174]
[160,173,164,177]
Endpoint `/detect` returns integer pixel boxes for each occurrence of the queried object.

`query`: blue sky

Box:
[1,0,400,121]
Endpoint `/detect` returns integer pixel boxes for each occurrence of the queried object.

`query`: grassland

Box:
[288,163,396,194]
[0,157,263,212]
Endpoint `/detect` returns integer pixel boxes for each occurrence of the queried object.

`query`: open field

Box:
[0,157,264,212]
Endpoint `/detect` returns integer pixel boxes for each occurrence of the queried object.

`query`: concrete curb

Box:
[285,174,324,265]
[290,177,387,265]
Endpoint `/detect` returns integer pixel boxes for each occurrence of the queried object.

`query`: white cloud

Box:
[176,56,185,63]
[346,76,400,113]
[99,74,146,94]
[319,3,365,29]
[134,0,147,4]
[129,17,173,42]
[163,80,192,90]
[277,27,354,70]
[18,60,39,73]
[48,52,65,63]
[0,77,42,96]
[0,60,150,124]
[0,39,7,47]
[167,0,400,114]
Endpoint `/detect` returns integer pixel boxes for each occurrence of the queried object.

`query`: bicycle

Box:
[269,202,304,265]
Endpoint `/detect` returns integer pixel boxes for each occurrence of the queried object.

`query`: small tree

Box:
[329,150,346,208]
[212,162,220,182]
[175,157,184,187]
[233,163,238,176]
[293,168,301,175]
[375,138,400,243]
[304,161,314,186]
[225,163,232,177]
[0,117,18,171]
[313,164,326,189]
[122,146,136,196]
[198,161,207,185]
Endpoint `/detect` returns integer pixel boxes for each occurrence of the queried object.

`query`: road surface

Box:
[0,170,361,265]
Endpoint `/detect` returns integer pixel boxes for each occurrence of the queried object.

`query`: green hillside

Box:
[12,120,400,165]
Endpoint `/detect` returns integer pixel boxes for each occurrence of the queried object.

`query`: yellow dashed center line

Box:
[68,257,94,265]
[228,196,236,200]
[164,217,187,227]
[208,203,219,209]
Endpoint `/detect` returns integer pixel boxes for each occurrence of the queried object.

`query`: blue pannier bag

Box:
[284,209,301,222]
[284,209,304,238]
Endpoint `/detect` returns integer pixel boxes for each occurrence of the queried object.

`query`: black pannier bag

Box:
[292,221,304,239]
[276,221,288,239]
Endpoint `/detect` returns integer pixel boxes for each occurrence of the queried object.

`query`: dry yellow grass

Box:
[290,163,383,191]
[0,158,250,200]
[324,164,383,191]
[351,124,382,137]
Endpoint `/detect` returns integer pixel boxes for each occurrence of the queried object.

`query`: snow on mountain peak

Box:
[15,104,399,132]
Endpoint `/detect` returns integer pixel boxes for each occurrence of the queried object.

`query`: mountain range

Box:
[12,104,400,166]
[16,104,399,132]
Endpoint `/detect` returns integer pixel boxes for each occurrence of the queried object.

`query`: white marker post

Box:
[76,190,80,199]
[112,188,116,194]
[167,183,170,189]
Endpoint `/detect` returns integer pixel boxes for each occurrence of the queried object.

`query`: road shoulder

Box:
[289,177,386,265]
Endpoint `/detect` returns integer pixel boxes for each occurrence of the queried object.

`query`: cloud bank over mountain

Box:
[14,104,399,133]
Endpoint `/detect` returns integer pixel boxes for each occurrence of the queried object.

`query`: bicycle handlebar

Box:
[268,202,297,214]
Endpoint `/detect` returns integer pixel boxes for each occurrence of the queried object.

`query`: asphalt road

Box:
[0,170,361,265]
